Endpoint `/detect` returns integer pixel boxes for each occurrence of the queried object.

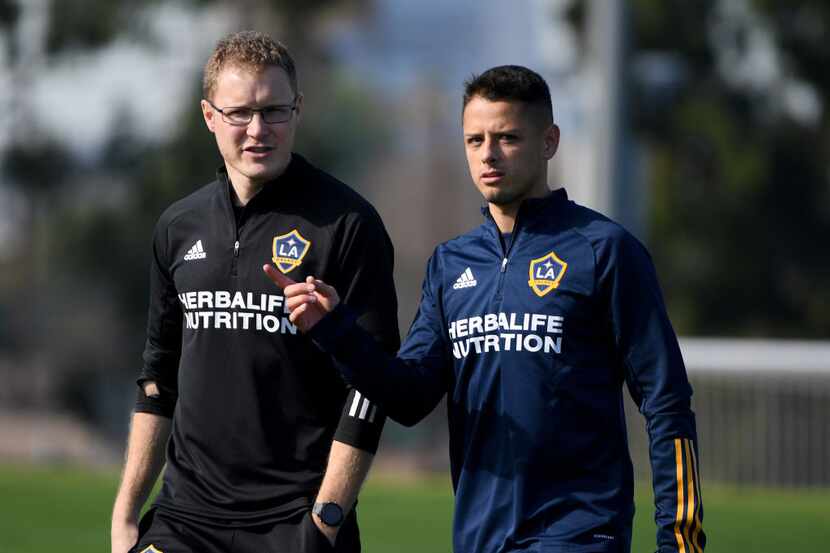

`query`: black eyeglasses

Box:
[206,98,297,125]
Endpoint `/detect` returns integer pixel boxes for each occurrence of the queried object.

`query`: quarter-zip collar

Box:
[480,187,568,223]
[217,153,308,216]
[481,188,569,256]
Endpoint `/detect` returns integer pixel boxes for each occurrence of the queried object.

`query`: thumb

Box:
[262,264,297,290]
[311,279,338,300]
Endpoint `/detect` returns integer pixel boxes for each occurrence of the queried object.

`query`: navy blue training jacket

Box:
[311,188,705,553]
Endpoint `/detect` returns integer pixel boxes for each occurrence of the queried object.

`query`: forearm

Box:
[112,411,171,525]
[311,439,375,543]
[311,305,446,426]
[315,439,374,512]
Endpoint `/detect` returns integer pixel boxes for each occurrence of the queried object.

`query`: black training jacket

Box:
[135,153,399,525]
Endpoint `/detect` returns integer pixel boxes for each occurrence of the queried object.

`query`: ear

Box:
[543,123,560,160]
[201,99,217,133]
[293,92,304,124]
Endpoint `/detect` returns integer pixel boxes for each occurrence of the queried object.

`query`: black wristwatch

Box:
[312,501,344,527]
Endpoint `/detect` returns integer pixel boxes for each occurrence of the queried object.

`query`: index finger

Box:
[262,264,298,290]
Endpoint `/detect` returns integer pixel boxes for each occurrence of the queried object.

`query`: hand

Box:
[111,519,138,553]
[311,512,339,547]
[262,265,340,332]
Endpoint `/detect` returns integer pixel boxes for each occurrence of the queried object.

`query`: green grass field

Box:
[0,463,828,552]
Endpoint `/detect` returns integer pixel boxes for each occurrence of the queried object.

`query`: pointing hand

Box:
[262,265,340,332]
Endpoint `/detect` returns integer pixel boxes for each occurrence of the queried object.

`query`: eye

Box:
[466,136,483,146]
[500,134,518,143]
[224,108,252,123]
[262,106,293,123]
[264,106,290,116]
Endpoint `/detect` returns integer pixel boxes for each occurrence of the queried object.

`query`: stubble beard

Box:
[482,180,531,208]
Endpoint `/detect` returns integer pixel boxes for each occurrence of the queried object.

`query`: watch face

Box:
[320,502,344,526]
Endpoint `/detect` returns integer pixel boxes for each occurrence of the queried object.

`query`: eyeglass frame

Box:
[205,97,299,126]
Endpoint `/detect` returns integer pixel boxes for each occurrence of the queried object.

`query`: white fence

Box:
[625,338,830,487]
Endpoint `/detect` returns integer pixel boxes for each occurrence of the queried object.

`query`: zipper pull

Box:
[234,240,240,257]
[501,257,508,273]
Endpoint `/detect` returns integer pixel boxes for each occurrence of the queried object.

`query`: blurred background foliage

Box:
[631,0,830,337]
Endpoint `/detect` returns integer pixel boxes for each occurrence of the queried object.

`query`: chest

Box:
[167,210,336,294]
[441,229,597,332]
[440,228,620,408]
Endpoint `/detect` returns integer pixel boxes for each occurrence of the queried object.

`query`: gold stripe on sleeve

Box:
[683,439,699,553]
[673,438,687,553]
[689,441,705,551]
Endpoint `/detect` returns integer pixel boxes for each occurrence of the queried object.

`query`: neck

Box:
[226,154,292,206]
[229,177,264,207]
[488,184,550,233]
[488,202,520,234]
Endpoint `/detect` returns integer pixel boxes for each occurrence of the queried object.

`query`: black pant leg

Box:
[236,510,360,553]
[132,509,232,553]
[334,510,360,553]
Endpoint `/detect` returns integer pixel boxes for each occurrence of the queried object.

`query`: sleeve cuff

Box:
[332,388,386,453]
[332,417,384,454]
[134,379,176,418]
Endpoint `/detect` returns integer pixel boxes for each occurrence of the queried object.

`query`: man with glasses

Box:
[111,31,399,553]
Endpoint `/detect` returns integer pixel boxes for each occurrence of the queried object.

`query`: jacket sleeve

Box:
[311,251,451,428]
[598,230,706,553]
[329,209,400,451]
[134,217,182,418]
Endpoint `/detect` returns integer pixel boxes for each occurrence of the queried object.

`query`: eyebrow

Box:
[464,129,522,137]
[225,102,294,109]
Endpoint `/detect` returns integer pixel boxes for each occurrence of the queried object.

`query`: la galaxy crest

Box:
[272,229,311,274]
[139,546,163,553]
[528,251,567,297]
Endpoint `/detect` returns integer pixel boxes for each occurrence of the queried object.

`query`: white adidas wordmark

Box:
[184,239,207,261]
[453,267,477,289]
[348,390,377,423]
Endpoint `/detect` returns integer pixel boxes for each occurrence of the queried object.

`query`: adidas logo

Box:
[184,240,207,261]
[453,267,477,289]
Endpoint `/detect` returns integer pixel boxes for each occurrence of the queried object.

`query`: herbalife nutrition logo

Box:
[453,267,477,290]
[184,240,207,261]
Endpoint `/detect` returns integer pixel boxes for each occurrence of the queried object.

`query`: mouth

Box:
[243,145,274,157]
[480,170,505,184]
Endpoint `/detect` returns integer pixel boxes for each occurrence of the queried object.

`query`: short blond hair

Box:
[203,30,297,100]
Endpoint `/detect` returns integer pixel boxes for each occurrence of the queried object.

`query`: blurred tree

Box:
[45,0,157,53]
[0,0,18,29]
[631,0,830,338]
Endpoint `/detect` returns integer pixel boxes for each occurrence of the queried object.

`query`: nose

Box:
[247,112,271,138]
[481,137,499,164]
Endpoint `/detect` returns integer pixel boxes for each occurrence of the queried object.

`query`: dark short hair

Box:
[463,65,553,124]
[203,30,297,100]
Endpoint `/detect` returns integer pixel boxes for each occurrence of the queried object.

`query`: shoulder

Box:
[291,154,387,228]
[156,179,221,230]
[557,199,653,277]
[425,224,488,278]
[436,223,487,257]
[561,199,646,256]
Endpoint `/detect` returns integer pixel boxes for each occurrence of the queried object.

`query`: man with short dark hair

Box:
[270,65,706,553]
[110,30,399,553]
